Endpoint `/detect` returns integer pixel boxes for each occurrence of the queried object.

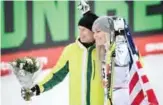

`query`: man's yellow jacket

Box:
[38,40,111,105]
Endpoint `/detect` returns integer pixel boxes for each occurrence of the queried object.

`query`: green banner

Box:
[1,1,163,53]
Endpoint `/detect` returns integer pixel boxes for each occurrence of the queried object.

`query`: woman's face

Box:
[94,30,108,46]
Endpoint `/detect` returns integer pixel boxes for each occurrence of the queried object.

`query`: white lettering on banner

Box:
[146,43,163,52]
[0,62,13,70]
[36,57,48,66]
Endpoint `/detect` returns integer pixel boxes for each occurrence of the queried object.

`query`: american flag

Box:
[125,25,159,105]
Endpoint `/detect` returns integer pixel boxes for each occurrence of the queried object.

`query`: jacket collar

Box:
[76,38,95,50]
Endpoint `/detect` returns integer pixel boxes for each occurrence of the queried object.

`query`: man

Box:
[92,16,130,105]
[21,11,107,105]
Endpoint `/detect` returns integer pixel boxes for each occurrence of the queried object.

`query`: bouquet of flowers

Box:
[10,57,42,101]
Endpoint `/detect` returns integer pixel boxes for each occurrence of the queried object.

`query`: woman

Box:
[92,16,130,105]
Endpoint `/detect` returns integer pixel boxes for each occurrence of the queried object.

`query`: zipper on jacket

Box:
[92,60,95,80]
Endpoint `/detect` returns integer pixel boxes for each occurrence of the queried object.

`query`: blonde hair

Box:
[96,33,110,79]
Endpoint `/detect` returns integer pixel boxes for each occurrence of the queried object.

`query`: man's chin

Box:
[80,38,94,43]
[80,39,87,43]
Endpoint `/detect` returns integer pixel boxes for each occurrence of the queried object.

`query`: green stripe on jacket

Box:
[43,61,69,92]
